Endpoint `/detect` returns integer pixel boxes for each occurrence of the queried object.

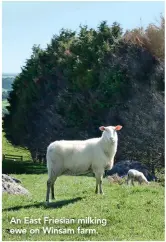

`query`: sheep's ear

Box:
[115,125,122,131]
[99,126,105,131]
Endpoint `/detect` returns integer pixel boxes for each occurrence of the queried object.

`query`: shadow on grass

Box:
[2,159,47,174]
[2,159,95,177]
[2,159,106,179]
[2,197,83,212]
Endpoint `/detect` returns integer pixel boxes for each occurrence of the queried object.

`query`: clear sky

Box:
[2,1,165,73]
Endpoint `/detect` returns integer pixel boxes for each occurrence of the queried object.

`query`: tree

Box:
[3,21,164,169]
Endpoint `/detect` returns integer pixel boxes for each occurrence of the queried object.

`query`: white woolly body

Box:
[127,169,149,184]
[47,127,118,178]
[45,125,122,202]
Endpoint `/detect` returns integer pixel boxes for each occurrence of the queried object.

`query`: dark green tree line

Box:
[3,21,164,169]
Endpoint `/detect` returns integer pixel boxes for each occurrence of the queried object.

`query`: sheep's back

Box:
[47,139,99,168]
[47,138,113,174]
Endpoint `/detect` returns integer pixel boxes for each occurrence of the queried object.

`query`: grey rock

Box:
[11,177,22,183]
[2,174,29,195]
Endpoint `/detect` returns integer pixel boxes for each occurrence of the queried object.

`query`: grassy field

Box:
[2,135,165,241]
[2,132,30,160]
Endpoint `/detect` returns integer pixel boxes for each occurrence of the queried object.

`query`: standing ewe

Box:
[127,169,149,185]
[46,125,122,203]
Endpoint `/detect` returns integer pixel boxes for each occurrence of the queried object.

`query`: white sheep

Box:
[127,169,149,185]
[46,125,122,203]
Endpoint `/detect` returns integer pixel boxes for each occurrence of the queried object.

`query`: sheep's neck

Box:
[99,136,117,159]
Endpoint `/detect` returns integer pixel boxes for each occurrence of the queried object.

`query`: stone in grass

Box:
[2,174,30,195]
[107,173,124,185]
[11,177,22,183]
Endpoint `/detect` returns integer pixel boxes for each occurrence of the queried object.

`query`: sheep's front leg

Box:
[127,176,131,185]
[95,172,104,194]
[131,178,135,186]
[95,180,99,194]
[99,179,103,194]
[126,177,129,185]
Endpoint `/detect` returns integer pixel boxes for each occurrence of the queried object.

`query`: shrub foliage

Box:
[3,19,164,169]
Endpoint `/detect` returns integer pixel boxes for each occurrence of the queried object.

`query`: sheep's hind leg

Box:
[46,178,52,204]
[47,162,63,203]
[51,177,57,200]
[131,178,135,186]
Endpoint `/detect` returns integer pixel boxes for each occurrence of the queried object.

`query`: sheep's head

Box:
[99,125,122,143]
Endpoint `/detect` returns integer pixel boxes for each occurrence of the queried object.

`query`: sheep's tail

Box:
[46,145,59,179]
[46,153,55,181]
[46,147,51,169]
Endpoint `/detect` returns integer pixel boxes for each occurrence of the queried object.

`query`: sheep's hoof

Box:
[45,201,49,206]
[100,192,104,195]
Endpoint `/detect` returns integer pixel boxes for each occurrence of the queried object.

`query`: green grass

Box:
[2,134,165,241]
[2,174,164,241]
[2,132,31,160]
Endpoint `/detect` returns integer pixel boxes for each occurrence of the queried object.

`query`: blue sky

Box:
[2,1,165,73]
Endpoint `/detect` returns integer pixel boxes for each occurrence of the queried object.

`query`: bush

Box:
[123,15,164,60]
[3,19,164,169]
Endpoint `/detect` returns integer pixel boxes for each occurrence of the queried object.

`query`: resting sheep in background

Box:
[127,169,149,185]
[46,125,122,204]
